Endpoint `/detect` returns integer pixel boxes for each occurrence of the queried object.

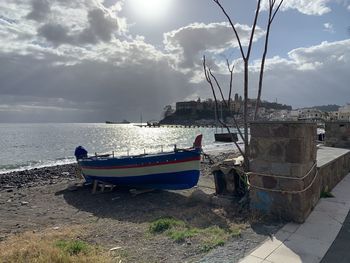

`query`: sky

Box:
[0,0,349,122]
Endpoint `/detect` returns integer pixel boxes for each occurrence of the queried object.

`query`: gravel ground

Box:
[0,152,282,262]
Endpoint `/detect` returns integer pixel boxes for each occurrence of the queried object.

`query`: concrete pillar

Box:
[249,122,318,223]
[325,121,350,149]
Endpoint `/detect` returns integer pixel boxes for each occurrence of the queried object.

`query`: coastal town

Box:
[160,95,350,125]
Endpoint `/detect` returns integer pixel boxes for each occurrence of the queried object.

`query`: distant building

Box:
[328,111,339,121]
[288,110,299,121]
[338,104,350,121]
[176,100,202,112]
[298,108,325,121]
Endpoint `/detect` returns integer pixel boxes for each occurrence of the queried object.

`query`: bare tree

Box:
[203,55,246,160]
[204,0,283,171]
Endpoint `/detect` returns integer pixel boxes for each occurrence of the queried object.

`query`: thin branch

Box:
[246,0,262,60]
[253,0,284,120]
[208,68,245,144]
[271,0,284,23]
[209,69,228,108]
[213,0,246,60]
[203,56,245,158]
[226,59,234,110]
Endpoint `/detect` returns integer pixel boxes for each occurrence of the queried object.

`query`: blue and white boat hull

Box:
[77,138,202,190]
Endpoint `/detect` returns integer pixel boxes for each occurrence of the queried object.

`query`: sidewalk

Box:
[239,173,350,263]
[321,208,350,263]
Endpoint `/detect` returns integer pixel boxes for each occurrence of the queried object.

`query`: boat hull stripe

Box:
[81,156,200,170]
[81,160,200,177]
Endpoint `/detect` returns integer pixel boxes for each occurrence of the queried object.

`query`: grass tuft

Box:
[55,239,89,256]
[149,218,185,234]
[149,217,243,253]
[168,228,199,242]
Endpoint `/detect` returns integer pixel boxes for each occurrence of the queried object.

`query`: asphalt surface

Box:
[321,209,350,263]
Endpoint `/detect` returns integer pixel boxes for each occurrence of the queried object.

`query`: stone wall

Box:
[319,151,350,192]
[325,121,350,149]
[249,122,318,223]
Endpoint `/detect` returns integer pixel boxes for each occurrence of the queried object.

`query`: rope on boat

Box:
[200,150,215,164]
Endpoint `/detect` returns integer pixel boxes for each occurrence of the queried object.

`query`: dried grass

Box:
[0,226,120,263]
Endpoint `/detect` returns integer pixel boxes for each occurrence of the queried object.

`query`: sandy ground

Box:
[0,152,282,262]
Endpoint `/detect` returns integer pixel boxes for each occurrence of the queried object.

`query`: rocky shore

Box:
[0,152,281,262]
[0,164,78,191]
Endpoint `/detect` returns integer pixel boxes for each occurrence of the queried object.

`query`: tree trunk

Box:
[243,59,249,171]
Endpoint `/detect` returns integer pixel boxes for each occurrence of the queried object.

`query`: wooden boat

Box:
[214,132,238,142]
[75,135,202,190]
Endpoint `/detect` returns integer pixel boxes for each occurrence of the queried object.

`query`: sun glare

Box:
[129,0,173,20]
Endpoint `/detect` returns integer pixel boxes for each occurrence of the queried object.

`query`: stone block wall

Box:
[319,151,350,192]
[249,122,318,223]
[325,121,350,149]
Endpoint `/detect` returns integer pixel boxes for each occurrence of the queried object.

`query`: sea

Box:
[0,123,241,174]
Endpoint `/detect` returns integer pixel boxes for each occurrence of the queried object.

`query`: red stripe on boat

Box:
[81,156,201,170]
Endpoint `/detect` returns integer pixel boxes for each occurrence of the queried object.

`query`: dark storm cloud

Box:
[38,8,119,46]
[26,0,50,22]
[0,51,192,122]
[38,23,72,45]
[78,9,118,44]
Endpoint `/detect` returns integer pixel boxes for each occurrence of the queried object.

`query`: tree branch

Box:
[246,0,262,60]
[213,0,246,60]
[203,56,245,158]
[253,0,283,120]
[226,59,234,110]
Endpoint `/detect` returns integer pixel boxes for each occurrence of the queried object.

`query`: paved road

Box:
[321,209,350,263]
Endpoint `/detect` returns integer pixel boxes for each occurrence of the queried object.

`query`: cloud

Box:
[26,0,51,22]
[37,8,120,46]
[78,8,118,44]
[0,37,193,122]
[262,0,332,15]
[248,39,350,107]
[197,39,350,109]
[323,22,334,33]
[38,23,72,45]
[164,22,265,69]
[0,0,349,123]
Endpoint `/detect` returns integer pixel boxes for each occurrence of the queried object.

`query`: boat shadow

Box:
[58,184,238,229]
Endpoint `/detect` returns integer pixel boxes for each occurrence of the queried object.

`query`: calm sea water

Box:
[0,123,240,174]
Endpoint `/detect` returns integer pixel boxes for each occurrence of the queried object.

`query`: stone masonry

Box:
[249,122,318,223]
[325,121,350,149]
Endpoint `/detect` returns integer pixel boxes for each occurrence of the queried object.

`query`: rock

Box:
[61,172,70,176]
[21,201,29,206]
[53,226,60,230]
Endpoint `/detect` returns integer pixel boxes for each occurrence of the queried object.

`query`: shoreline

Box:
[0,163,78,191]
[0,150,282,262]
[0,150,238,192]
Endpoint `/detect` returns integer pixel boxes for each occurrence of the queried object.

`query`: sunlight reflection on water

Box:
[0,123,241,173]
